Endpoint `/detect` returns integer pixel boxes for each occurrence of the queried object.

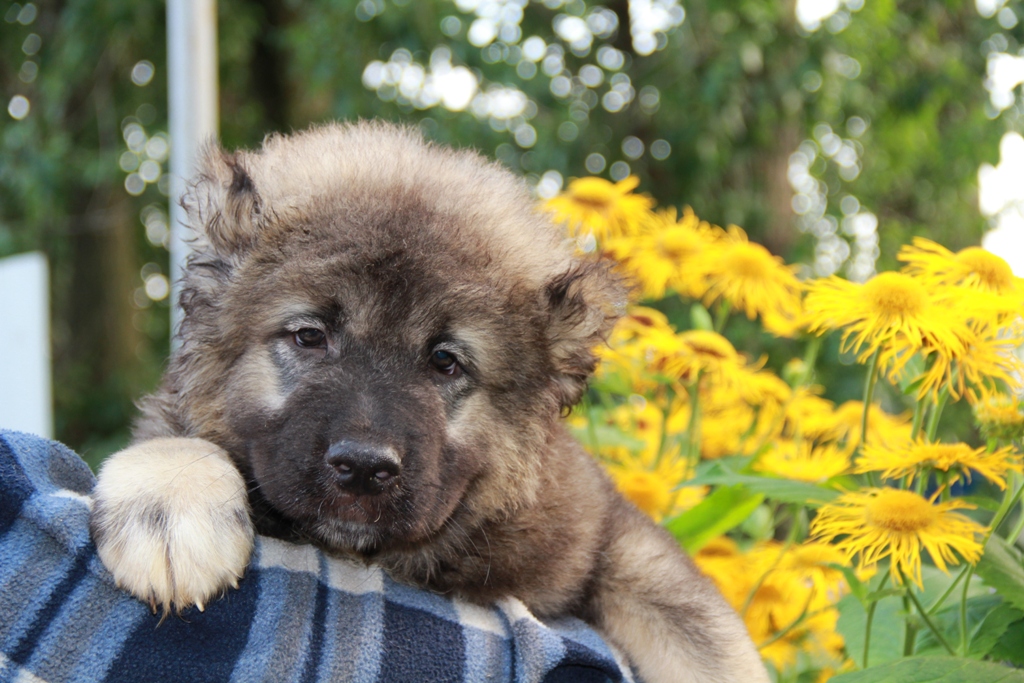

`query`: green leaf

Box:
[587,375,634,398]
[836,592,906,667]
[895,355,926,395]
[681,472,840,506]
[916,594,1006,658]
[690,303,713,331]
[664,485,764,553]
[957,495,1003,513]
[970,602,1023,658]
[991,618,1024,666]
[975,535,1024,613]
[830,656,1024,682]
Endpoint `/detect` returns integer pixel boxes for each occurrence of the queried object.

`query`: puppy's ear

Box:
[181,143,264,255]
[545,258,626,411]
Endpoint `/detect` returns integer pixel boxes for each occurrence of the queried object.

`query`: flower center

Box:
[721,243,772,280]
[955,247,1014,291]
[658,229,702,259]
[864,272,926,318]
[680,331,735,361]
[568,178,617,210]
[865,490,938,533]
[915,443,970,468]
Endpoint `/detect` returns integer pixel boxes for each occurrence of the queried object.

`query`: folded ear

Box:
[181,143,265,255]
[545,258,627,412]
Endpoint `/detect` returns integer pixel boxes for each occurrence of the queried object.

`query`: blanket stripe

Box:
[0,431,635,683]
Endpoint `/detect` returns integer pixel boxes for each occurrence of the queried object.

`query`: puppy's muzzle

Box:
[326,440,401,496]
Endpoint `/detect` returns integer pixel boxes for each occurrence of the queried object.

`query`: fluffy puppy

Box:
[91,122,769,683]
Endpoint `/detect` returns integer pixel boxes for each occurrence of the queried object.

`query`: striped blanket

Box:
[0,430,634,683]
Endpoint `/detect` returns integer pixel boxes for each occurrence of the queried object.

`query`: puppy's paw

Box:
[90,437,254,614]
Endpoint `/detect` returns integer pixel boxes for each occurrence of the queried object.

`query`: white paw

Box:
[90,437,255,614]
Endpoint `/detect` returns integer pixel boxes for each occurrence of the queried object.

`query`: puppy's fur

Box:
[91,122,769,683]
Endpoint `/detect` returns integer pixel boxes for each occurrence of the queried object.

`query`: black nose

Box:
[325,441,400,495]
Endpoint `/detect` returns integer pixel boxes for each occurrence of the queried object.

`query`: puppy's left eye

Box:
[430,349,461,377]
[293,328,327,349]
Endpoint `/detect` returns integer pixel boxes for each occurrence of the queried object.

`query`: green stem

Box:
[1007,499,1024,545]
[927,564,970,615]
[862,571,889,669]
[741,511,799,617]
[800,335,823,387]
[757,599,822,649]
[863,598,877,669]
[925,386,950,443]
[896,568,955,655]
[685,379,702,471]
[960,565,974,656]
[860,348,883,487]
[903,592,918,656]
[910,398,926,442]
[992,473,1024,540]
[713,300,731,333]
[653,384,677,469]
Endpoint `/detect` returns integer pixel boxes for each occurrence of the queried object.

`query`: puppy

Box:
[91,122,769,683]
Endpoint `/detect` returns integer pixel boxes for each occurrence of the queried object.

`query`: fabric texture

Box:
[0,430,634,683]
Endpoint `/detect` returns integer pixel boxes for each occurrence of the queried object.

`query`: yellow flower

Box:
[781,390,840,442]
[606,399,665,465]
[754,441,850,483]
[811,488,986,587]
[670,330,747,385]
[738,367,793,411]
[753,541,851,603]
[831,401,913,454]
[605,449,704,522]
[696,538,846,673]
[898,237,1024,297]
[685,400,758,459]
[856,440,1022,490]
[804,272,971,380]
[545,175,654,241]
[694,536,751,608]
[604,207,722,300]
[972,386,1024,442]
[700,227,804,336]
[598,307,678,390]
[917,323,1024,401]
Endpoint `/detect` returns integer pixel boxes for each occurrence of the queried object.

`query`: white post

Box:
[167,0,218,346]
[0,253,52,438]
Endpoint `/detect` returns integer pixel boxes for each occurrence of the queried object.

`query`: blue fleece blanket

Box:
[0,430,633,683]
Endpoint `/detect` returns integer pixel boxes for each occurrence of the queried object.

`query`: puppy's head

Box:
[172,122,625,551]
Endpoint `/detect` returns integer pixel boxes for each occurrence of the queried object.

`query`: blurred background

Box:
[1,0,1023,467]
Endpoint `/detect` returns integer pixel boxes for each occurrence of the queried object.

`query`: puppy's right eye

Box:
[293,328,327,349]
[430,349,461,376]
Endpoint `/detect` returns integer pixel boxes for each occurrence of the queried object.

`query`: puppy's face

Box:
[175,124,623,554]
[214,208,553,552]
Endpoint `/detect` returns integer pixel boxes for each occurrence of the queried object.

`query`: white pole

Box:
[167,0,218,347]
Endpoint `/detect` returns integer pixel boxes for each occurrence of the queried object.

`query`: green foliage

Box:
[976,536,1024,614]
[665,483,764,552]
[831,656,1024,682]
[837,591,907,667]
[684,465,843,505]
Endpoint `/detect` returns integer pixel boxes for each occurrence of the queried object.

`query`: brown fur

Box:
[90,122,769,682]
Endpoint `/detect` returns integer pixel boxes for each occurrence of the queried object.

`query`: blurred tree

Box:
[1,0,1021,460]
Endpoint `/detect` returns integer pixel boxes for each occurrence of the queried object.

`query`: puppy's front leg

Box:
[90,437,254,613]
[588,503,769,683]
